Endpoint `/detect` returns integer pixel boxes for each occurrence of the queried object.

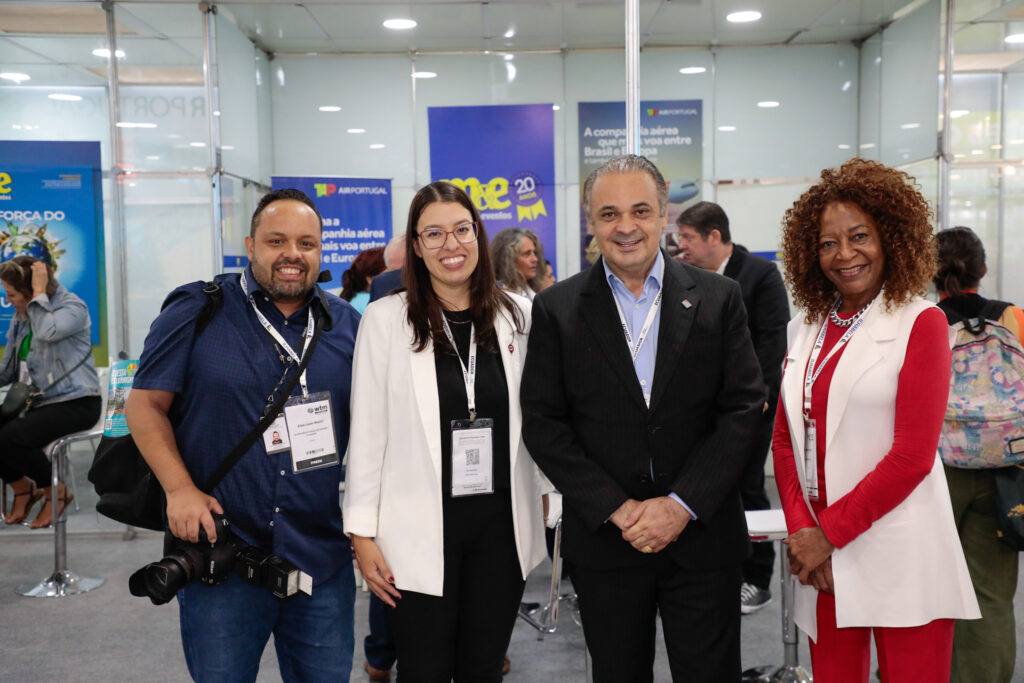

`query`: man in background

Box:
[676,200,790,614]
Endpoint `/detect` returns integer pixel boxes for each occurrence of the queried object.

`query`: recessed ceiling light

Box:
[841,80,851,92]
[116,122,157,129]
[951,173,961,179]
[992,144,1003,150]
[1005,165,1016,175]
[190,141,207,147]
[971,149,984,155]
[48,93,81,102]
[1010,139,1024,144]
[950,110,969,119]
[383,18,417,30]
[860,142,876,149]
[167,134,182,139]
[679,67,707,75]
[213,110,220,116]
[504,27,515,38]
[0,72,30,83]
[838,144,851,150]
[727,10,762,23]
[552,105,560,111]
[145,155,160,160]
[369,143,386,149]
[504,54,514,61]
[954,153,965,158]
[92,48,126,59]
[412,71,437,79]
[1006,33,1024,44]
[347,128,366,134]
[318,105,341,112]
[757,100,780,108]
[718,126,737,132]
[900,122,920,129]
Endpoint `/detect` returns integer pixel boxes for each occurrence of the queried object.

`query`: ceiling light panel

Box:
[0,6,133,35]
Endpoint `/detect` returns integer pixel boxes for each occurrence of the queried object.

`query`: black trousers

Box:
[390,491,525,683]
[569,556,742,683]
[0,396,101,488]
[740,398,777,590]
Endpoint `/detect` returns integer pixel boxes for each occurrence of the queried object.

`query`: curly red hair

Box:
[780,157,936,323]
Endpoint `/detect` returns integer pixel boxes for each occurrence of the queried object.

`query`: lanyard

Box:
[240,271,314,398]
[802,301,873,417]
[440,316,478,421]
[610,285,663,363]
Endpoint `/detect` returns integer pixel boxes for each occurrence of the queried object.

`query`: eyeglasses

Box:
[416,222,479,249]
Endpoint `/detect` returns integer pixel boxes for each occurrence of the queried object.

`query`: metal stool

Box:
[17,429,105,598]
[741,509,812,683]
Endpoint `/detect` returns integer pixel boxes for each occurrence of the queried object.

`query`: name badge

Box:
[262,414,291,455]
[804,417,819,502]
[283,391,339,473]
[450,418,494,497]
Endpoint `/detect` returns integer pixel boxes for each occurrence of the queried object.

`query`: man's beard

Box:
[251,256,314,302]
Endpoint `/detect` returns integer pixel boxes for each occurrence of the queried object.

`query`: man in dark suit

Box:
[676,201,790,615]
[521,155,764,681]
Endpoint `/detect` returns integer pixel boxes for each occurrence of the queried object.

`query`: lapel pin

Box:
[682,299,692,309]
[508,343,514,353]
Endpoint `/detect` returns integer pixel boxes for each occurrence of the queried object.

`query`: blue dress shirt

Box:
[132,266,361,584]
[601,252,696,519]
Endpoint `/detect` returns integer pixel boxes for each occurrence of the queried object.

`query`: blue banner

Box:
[0,141,106,354]
[428,104,556,275]
[578,101,703,266]
[271,176,392,293]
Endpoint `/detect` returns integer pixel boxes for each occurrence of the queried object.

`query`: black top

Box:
[435,309,511,496]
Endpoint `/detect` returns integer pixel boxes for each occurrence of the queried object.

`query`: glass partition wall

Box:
[9,0,1009,353]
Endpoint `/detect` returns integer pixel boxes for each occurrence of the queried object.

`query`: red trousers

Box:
[809,591,954,683]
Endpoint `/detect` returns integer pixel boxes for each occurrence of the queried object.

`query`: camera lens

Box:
[128,547,203,605]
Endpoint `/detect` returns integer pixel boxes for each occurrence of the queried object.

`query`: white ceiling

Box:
[2,0,1024,86]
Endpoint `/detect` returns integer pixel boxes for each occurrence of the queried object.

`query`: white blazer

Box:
[779,296,980,641]
[343,292,548,596]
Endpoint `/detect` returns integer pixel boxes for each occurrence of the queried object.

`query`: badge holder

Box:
[450,417,494,497]
[283,391,339,473]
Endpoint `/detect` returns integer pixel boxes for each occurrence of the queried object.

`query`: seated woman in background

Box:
[773,158,979,682]
[344,181,548,681]
[491,227,544,299]
[340,246,385,314]
[934,226,1023,683]
[0,256,101,528]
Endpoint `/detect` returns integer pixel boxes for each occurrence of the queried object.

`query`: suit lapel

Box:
[409,335,443,486]
[496,306,521,471]
[580,260,648,412]
[648,259,698,413]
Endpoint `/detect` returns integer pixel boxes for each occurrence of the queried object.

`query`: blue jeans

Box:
[177,564,355,683]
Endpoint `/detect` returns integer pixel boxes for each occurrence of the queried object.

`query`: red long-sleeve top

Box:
[772,306,951,548]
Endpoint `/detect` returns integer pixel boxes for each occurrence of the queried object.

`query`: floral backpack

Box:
[938,298,1024,469]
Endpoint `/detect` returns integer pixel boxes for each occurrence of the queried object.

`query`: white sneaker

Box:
[740,581,772,614]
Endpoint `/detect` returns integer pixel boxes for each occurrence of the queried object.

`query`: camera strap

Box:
[199,305,324,494]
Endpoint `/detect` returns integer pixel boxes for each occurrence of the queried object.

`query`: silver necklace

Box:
[828,298,870,327]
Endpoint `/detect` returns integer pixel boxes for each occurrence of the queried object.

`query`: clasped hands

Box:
[783,526,835,595]
[612,497,691,554]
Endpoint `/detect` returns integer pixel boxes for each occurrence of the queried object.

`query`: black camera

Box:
[129,514,302,605]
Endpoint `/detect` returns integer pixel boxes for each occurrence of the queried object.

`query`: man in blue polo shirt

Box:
[125,188,360,682]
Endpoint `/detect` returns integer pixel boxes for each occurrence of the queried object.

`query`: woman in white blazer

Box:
[773,158,980,683]
[343,181,548,682]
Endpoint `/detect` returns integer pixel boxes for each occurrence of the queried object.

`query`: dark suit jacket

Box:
[368,268,404,303]
[521,253,764,571]
[722,245,789,406]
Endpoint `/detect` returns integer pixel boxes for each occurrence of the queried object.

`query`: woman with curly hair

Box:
[490,228,544,299]
[772,158,979,682]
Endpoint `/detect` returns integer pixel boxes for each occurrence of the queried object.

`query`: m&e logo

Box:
[0,172,11,198]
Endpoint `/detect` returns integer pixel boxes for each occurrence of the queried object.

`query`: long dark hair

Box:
[340,246,385,301]
[934,226,986,298]
[403,181,524,353]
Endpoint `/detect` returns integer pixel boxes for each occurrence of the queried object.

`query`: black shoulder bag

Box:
[88,301,323,531]
[2,348,94,419]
